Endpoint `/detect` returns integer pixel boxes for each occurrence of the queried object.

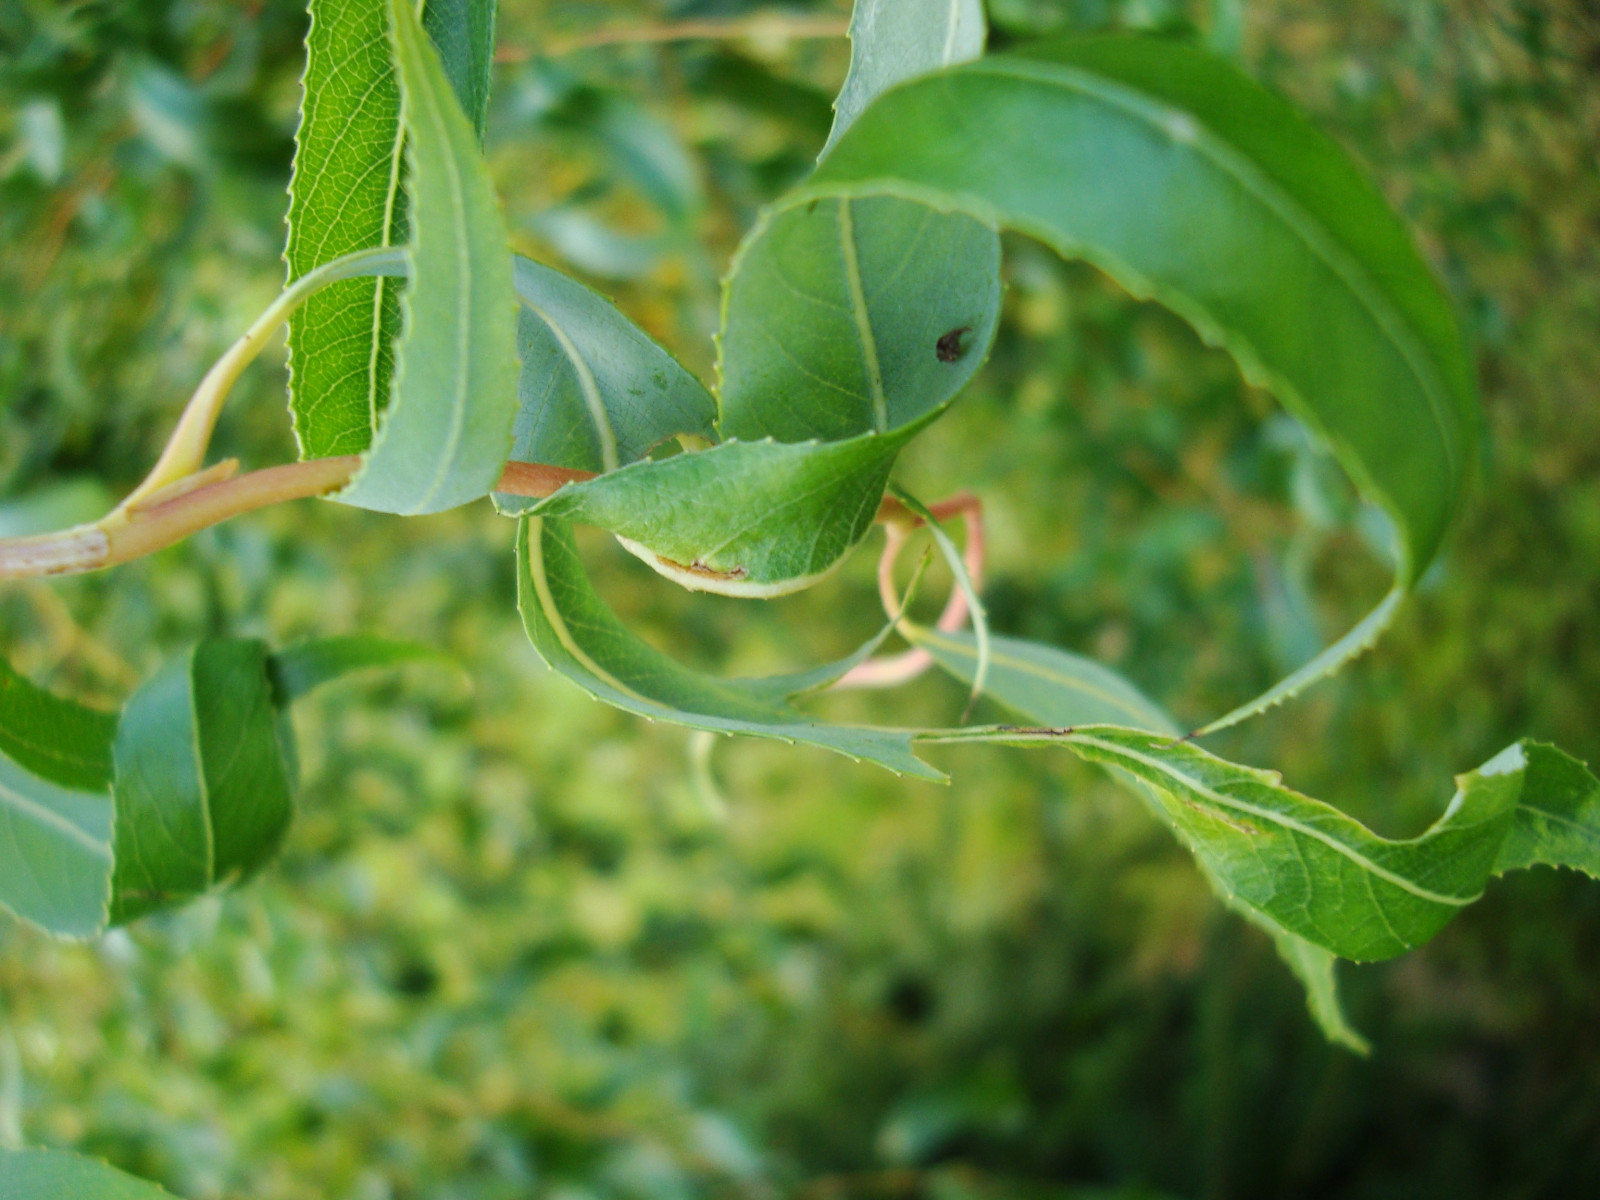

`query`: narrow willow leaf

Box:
[905,625,1178,734]
[0,659,115,937]
[822,0,986,156]
[910,631,1369,1049]
[493,255,717,511]
[286,0,500,459]
[935,727,1599,964]
[1046,727,1516,962]
[337,0,519,515]
[516,517,943,780]
[268,634,450,704]
[110,640,293,925]
[805,37,1479,728]
[0,1148,181,1199]
[284,0,406,458]
[531,425,919,597]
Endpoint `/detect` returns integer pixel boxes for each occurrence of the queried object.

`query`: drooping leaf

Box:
[822,0,986,156]
[930,728,1600,964]
[110,639,294,925]
[804,36,1479,729]
[267,634,451,704]
[908,628,1370,1049]
[493,255,717,506]
[914,629,1594,1047]
[286,0,500,459]
[529,424,913,596]
[717,195,1001,442]
[0,658,115,937]
[1261,921,1371,1055]
[0,1148,181,1199]
[516,517,942,780]
[337,0,520,515]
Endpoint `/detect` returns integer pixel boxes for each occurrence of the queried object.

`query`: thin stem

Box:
[0,244,412,580]
[834,493,985,690]
[120,246,408,511]
[0,457,598,581]
[501,13,849,60]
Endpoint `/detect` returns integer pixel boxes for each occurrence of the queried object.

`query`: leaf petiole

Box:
[119,246,410,513]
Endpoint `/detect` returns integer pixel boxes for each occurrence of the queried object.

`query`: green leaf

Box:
[285,0,406,458]
[716,195,1000,442]
[0,1148,181,1199]
[905,625,1178,734]
[805,36,1479,728]
[0,657,115,791]
[0,658,115,937]
[531,425,913,597]
[715,0,996,443]
[1042,726,1516,962]
[910,627,1370,1049]
[267,634,450,704]
[286,0,500,460]
[337,0,520,515]
[516,516,943,780]
[1492,740,1600,875]
[915,633,1595,1048]
[110,639,294,925]
[493,255,717,502]
[420,0,498,140]
[937,728,1600,964]
[1262,923,1371,1055]
[823,0,986,156]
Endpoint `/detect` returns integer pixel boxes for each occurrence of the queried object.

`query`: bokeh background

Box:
[2,1,1598,1196]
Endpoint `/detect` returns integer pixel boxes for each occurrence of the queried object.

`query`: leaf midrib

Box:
[837,199,889,433]
[404,5,477,515]
[523,298,620,472]
[1070,732,1480,907]
[0,773,109,859]
[911,626,1173,730]
[939,0,963,65]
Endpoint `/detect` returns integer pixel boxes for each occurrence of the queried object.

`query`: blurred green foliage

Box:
[2,0,1599,1196]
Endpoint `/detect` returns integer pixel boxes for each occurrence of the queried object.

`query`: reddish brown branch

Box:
[0,457,601,582]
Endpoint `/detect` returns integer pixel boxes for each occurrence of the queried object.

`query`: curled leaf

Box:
[805,36,1479,729]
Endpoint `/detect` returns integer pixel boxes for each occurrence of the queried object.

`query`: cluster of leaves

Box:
[0,633,434,938]
[3,0,1600,1194]
[257,0,1600,1041]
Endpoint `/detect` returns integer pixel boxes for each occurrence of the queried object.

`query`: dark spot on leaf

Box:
[936,326,972,363]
